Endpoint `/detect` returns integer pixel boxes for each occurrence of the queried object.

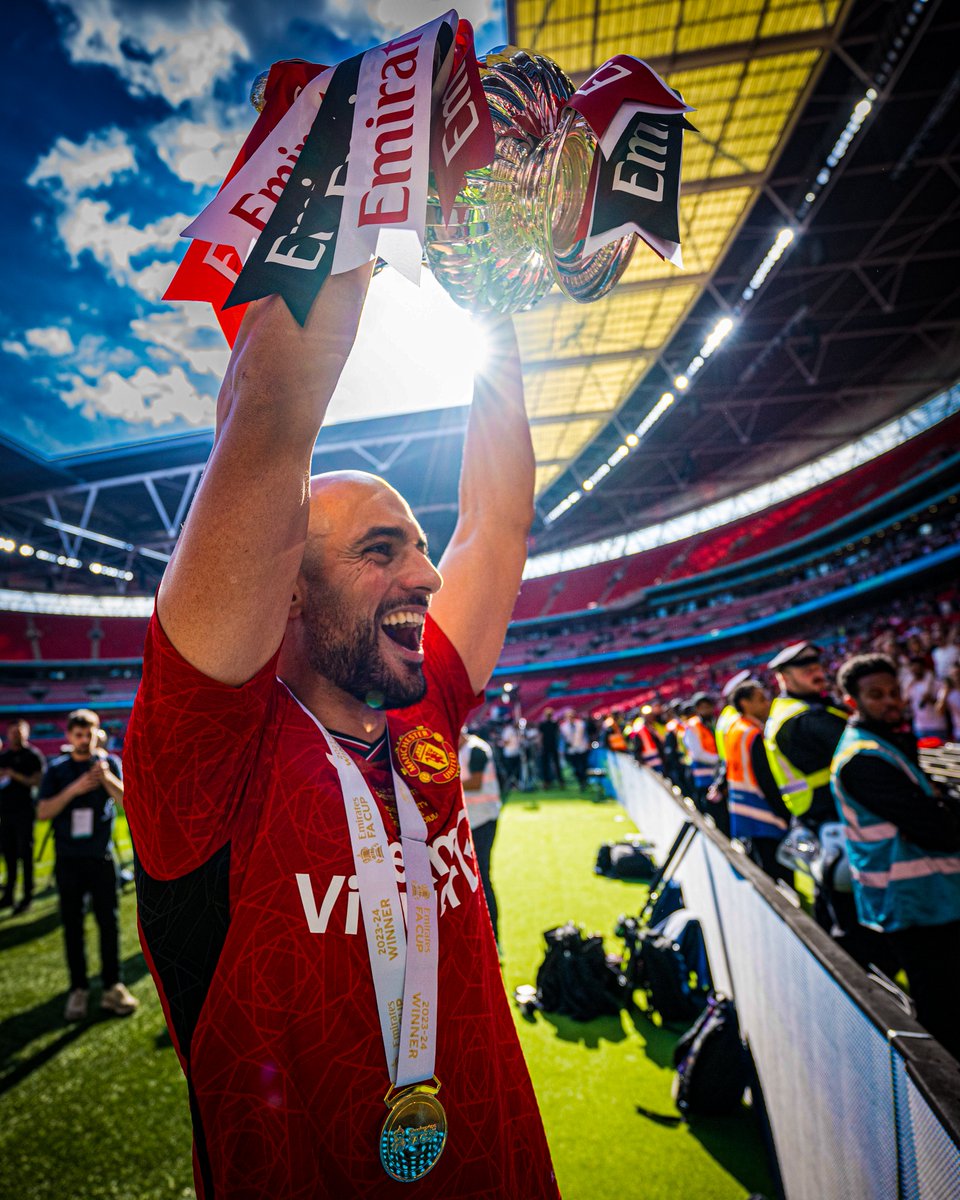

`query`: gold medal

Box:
[379,1078,447,1183]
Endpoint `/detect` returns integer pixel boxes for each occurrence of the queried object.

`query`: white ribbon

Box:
[284,687,438,1088]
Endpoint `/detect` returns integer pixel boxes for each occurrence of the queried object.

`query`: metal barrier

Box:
[606,751,960,1200]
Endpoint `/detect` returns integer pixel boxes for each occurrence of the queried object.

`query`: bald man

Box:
[124,270,557,1200]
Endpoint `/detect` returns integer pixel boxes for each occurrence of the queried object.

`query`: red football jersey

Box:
[124,613,558,1199]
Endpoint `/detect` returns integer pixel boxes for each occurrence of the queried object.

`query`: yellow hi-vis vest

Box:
[715,704,739,764]
[764,696,849,817]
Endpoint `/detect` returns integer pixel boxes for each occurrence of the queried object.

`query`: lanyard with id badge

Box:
[70,805,95,839]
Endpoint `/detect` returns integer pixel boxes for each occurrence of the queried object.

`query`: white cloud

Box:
[130,305,231,379]
[368,0,497,34]
[2,329,76,359]
[320,0,498,46]
[132,259,179,303]
[57,198,192,289]
[150,103,248,189]
[52,0,249,108]
[28,127,136,200]
[62,364,216,428]
[25,327,76,357]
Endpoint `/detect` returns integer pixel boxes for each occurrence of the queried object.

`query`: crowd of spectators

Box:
[501,502,960,668]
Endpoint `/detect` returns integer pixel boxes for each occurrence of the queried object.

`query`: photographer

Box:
[37,709,138,1022]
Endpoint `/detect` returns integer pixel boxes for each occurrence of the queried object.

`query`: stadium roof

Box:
[1,0,958,594]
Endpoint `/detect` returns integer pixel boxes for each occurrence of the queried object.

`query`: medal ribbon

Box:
[283,687,439,1088]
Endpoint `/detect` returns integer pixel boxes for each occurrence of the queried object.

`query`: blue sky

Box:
[3,0,505,457]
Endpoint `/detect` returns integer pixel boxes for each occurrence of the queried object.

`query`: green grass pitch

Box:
[0,793,774,1199]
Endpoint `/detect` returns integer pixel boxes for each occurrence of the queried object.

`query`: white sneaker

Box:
[100,982,139,1017]
[64,988,89,1021]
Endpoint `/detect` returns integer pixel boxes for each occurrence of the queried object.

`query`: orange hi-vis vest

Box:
[726,715,789,842]
[687,716,717,785]
[635,724,663,773]
[669,718,692,765]
[607,726,628,752]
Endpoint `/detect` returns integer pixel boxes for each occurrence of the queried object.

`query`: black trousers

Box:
[55,855,120,991]
[0,812,34,901]
[470,818,499,944]
[566,751,589,788]
[889,920,960,1061]
[540,746,564,786]
[748,837,794,885]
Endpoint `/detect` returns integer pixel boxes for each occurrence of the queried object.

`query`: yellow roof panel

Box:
[535,464,563,493]
[532,417,605,463]
[524,358,645,422]
[506,0,844,495]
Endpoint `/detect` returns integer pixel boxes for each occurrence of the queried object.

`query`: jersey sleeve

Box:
[123,612,280,879]
[419,615,485,738]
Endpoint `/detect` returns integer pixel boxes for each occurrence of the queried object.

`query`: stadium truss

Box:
[0,0,958,596]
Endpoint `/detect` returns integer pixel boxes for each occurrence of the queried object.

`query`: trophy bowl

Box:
[423,47,637,315]
[249,46,638,316]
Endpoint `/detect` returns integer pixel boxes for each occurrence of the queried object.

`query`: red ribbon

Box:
[163,60,326,346]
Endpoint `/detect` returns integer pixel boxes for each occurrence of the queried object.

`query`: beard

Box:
[300,587,427,711]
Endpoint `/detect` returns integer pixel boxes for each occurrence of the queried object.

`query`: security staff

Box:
[832,654,960,1059]
[662,703,686,790]
[715,669,751,765]
[764,642,848,831]
[632,707,664,775]
[684,692,719,809]
[725,680,791,881]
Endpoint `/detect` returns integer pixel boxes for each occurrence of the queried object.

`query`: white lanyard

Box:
[283,687,439,1088]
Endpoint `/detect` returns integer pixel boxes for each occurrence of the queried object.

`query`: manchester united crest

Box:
[395,726,460,785]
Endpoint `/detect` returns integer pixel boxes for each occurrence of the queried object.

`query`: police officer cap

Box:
[767,641,822,671]
[690,691,715,706]
[721,669,751,698]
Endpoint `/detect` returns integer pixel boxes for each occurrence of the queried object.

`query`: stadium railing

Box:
[606,752,960,1200]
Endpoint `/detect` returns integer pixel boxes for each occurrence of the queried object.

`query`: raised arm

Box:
[431,317,534,693]
[157,267,372,685]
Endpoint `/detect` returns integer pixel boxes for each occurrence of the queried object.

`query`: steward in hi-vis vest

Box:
[661,706,686,790]
[832,653,960,1062]
[763,642,847,829]
[632,719,663,774]
[715,669,750,765]
[832,724,960,932]
[603,716,628,753]
[723,679,792,880]
[683,693,719,805]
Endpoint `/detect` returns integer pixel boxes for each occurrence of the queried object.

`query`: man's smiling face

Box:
[294,473,443,710]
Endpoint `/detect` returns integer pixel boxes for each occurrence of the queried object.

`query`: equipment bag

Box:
[653,911,713,993]
[535,922,628,1021]
[595,841,658,880]
[617,917,707,1025]
[672,996,750,1117]
[647,878,684,926]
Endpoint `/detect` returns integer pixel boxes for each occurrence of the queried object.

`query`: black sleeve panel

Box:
[837,756,960,852]
[134,839,231,1062]
[751,736,791,822]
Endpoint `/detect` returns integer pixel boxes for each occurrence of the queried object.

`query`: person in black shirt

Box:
[538,708,565,787]
[0,719,45,914]
[37,708,139,1022]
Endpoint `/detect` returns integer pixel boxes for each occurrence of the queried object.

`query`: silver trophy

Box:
[251,47,638,315]
[422,48,636,314]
